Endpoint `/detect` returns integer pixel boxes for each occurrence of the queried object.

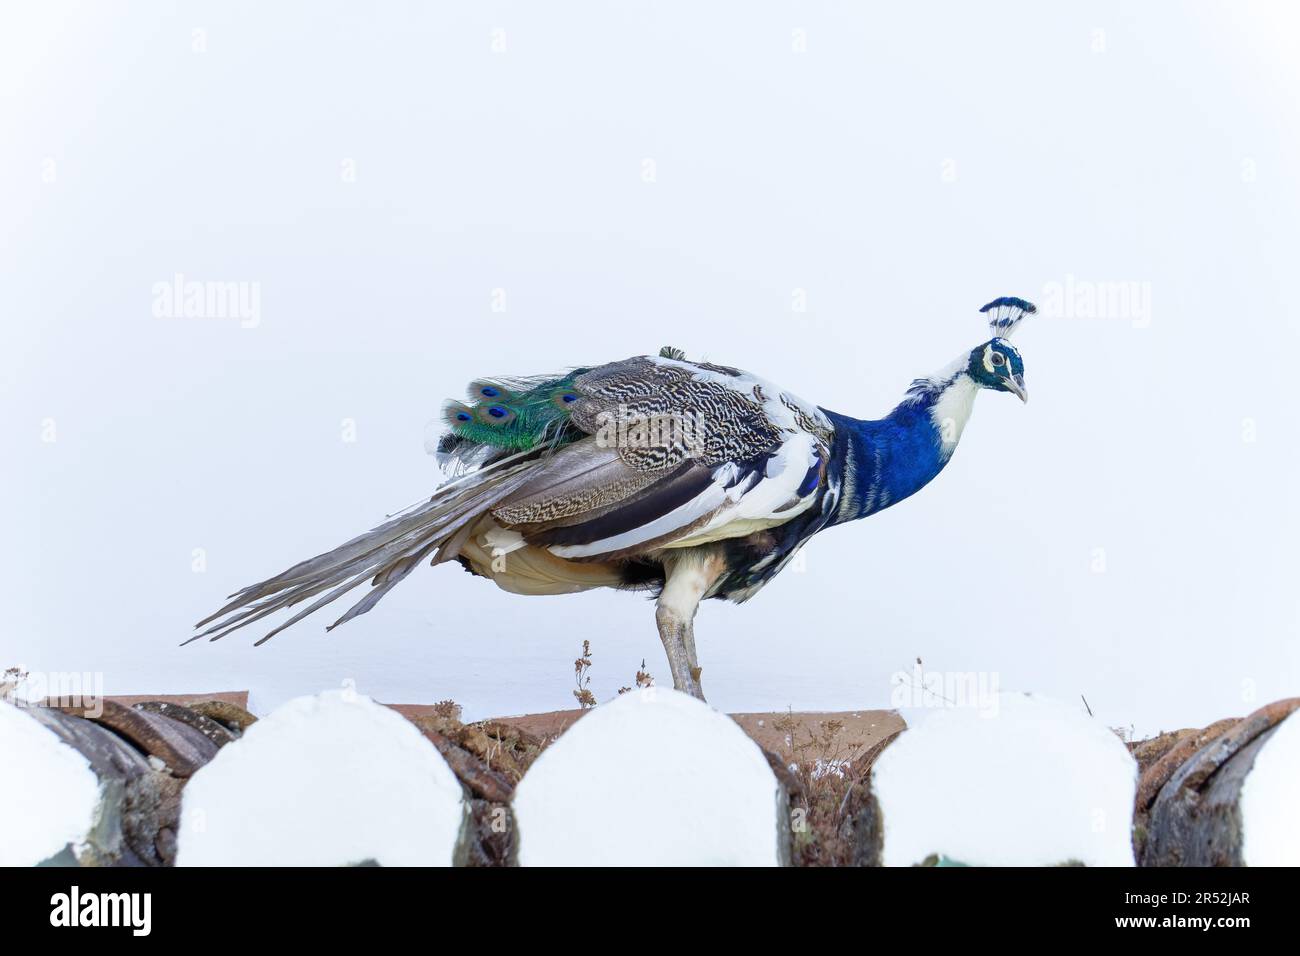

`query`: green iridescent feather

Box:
[442,370,590,452]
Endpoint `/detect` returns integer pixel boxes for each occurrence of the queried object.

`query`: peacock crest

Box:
[979,296,1036,339]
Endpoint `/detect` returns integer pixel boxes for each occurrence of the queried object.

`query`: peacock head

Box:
[968,337,1027,402]
[967,296,1035,403]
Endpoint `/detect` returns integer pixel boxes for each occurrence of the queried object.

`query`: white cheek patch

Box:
[982,347,996,375]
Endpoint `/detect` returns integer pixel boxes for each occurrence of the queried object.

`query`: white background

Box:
[3,1,1297,735]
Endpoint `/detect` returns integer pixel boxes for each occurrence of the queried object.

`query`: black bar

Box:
[0,865,1282,942]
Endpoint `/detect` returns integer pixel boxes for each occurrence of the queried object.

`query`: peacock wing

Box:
[483,354,832,560]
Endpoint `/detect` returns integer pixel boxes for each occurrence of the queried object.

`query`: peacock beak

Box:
[1004,373,1028,403]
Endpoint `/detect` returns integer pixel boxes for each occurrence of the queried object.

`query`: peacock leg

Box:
[654,546,725,702]
[680,616,701,679]
[655,605,703,699]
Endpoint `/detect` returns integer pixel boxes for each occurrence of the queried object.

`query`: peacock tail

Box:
[440,371,591,453]
[438,346,690,458]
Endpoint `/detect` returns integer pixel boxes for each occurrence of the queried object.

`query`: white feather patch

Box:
[482,525,526,555]
[929,373,980,458]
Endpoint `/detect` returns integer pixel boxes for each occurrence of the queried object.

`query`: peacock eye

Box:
[990,352,1006,367]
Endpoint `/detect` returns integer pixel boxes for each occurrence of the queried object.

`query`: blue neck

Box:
[821,381,967,525]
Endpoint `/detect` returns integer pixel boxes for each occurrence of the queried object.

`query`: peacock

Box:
[193,296,1035,701]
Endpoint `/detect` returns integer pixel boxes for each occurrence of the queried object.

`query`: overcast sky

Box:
[4,1,1298,735]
